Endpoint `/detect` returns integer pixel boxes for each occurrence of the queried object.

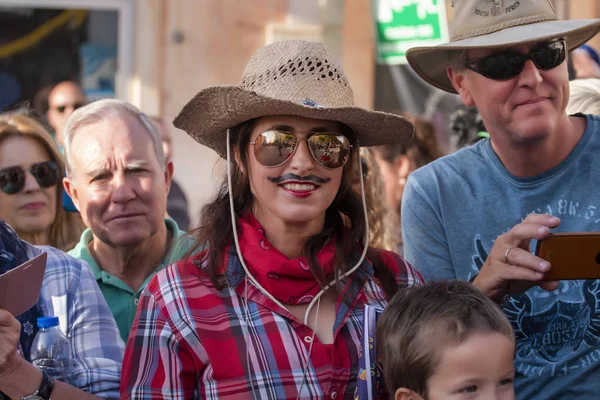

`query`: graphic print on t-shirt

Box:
[470,197,600,378]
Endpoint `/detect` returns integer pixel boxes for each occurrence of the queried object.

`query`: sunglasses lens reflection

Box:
[470,40,565,80]
[31,161,60,188]
[0,161,59,195]
[253,131,350,169]
[254,131,297,167]
[0,168,25,194]
[307,134,350,169]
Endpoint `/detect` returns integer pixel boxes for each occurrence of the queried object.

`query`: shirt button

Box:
[133,297,139,305]
[330,391,337,399]
[304,335,313,343]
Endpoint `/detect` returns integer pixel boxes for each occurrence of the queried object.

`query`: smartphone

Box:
[0,252,47,316]
[535,232,600,280]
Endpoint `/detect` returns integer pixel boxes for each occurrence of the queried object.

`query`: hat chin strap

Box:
[226,129,370,397]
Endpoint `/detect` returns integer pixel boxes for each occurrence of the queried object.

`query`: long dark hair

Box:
[187,119,399,298]
[373,112,441,169]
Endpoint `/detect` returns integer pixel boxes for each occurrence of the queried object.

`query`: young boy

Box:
[378,281,516,400]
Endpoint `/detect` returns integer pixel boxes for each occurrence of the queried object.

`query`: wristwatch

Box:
[21,372,54,400]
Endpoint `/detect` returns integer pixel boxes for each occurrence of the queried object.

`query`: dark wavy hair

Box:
[187,119,399,298]
[372,111,441,168]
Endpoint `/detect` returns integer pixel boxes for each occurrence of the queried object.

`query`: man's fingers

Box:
[539,280,560,291]
[522,213,561,228]
[505,247,551,274]
[505,223,553,245]
[499,263,546,283]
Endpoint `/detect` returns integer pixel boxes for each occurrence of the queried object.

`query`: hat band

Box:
[451,14,558,42]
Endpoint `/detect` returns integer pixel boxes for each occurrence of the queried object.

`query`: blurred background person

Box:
[371,113,442,253]
[571,44,600,79]
[356,148,399,252]
[46,80,87,149]
[0,112,85,251]
[149,116,191,231]
[448,104,488,150]
[566,78,600,115]
[47,81,87,215]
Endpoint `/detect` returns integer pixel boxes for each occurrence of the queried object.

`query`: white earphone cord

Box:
[227,130,370,398]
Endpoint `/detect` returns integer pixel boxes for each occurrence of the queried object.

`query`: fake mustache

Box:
[268,173,331,184]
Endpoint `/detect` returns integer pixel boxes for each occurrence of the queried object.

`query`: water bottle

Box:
[30,316,72,383]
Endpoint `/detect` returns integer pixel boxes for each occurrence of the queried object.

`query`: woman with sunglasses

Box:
[0,112,84,251]
[121,40,423,399]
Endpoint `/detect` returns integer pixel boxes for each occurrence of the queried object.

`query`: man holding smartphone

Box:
[402,0,600,399]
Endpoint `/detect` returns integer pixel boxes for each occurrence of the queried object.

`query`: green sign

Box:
[374,0,449,65]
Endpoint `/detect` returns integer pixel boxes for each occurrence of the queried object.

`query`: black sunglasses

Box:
[54,102,86,114]
[465,40,566,80]
[0,161,60,195]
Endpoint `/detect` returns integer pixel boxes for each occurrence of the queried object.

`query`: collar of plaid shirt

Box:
[226,243,375,327]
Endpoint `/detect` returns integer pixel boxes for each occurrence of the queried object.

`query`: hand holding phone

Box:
[0,252,47,316]
[535,233,600,280]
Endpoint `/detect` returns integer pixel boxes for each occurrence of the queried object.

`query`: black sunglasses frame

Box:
[250,130,353,169]
[464,39,566,80]
[0,161,60,195]
[54,102,86,114]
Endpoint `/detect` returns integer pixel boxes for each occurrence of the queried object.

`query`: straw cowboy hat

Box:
[406,0,600,93]
[174,40,414,159]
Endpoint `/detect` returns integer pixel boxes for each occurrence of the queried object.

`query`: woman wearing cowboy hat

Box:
[120,40,423,399]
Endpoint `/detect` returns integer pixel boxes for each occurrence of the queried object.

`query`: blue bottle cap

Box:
[37,316,59,328]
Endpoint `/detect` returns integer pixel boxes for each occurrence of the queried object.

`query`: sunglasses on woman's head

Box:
[464,40,566,80]
[0,161,60,195]
[250,130,352,169]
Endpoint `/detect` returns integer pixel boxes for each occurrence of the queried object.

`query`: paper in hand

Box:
[0,252,47,316]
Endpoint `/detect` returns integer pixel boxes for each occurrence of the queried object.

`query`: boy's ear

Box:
[395,388,424,400]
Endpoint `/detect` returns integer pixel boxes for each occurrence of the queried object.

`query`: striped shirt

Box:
[34,245,124,398]
[121,248,423,399]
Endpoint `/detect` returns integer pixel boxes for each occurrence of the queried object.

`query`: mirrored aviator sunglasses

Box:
[465,39,566,80]
[0,161,60,195]
[251,130,352,169]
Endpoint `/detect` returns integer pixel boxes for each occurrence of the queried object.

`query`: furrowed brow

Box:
[126,160,151,170]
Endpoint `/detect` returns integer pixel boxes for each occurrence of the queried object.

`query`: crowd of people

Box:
[0,0,600,399]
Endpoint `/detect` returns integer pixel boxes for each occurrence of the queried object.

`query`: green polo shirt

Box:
[68,218,194,342]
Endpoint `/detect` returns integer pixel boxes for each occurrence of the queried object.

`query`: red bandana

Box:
[234,212,336,305]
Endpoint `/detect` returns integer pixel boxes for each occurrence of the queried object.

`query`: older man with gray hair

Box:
[63,99,191,342]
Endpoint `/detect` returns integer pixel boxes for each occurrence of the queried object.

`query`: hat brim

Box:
[173,86,415,159]
[406,19,600,93]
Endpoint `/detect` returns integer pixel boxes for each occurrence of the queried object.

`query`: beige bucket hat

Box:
[174,40,414,159]
[406,0,600,93]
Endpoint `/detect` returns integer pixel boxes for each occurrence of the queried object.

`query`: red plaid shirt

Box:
[121,248,423,399]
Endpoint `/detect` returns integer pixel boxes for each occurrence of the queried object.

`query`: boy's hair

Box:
[377,281,515,398]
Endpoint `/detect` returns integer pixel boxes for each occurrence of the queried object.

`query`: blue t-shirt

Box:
[402,114,600,400]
